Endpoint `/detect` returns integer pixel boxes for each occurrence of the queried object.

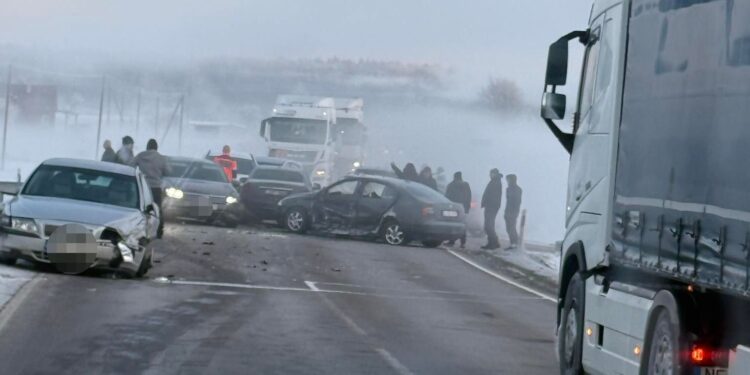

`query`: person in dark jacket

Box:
[116,136,135,165]
[391,162,419,182]
[132,139,170,237]
[504,174,523,249]
[101,140,117,163]
[445,171,472,248]
[419,166,438,190]
[481,168,503,249]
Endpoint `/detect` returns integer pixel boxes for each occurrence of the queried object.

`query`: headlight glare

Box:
[165,187,184,199]
[226,196,238,204]
[352,161,361,168]
[315,169,326,176]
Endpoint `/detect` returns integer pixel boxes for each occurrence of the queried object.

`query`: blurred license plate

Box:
[442,210,459,217]
[265,190,285,196]
[697,368,727,375]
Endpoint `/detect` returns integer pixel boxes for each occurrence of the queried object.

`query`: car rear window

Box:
[251,169,305,183]
[169,160,228,182]
[404,182,449,202]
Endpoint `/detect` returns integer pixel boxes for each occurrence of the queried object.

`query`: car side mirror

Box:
[541,92,566,120]
[145,203,157,215]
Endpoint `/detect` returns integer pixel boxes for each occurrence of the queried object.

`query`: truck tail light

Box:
[689,345,729,367]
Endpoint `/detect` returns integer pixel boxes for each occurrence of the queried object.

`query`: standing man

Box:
[213,145,237,182]
[116,136,135,165]
[132,139,170,238]
[445,171,472,248]
[480,168,503,250]
[504,174,523,250]
[101,140,117,163]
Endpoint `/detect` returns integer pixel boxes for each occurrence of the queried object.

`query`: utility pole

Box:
[178,95,185,155]
[135,89,141,136]
[154,97,160,138]
[95,76,106,160]
[1,65,12,170]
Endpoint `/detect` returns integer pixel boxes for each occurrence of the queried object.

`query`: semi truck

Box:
[260,95,337,187]
[541,0,750,373]
[331,97,366,178]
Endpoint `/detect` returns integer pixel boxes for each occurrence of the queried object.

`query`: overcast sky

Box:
[1,0,591,99]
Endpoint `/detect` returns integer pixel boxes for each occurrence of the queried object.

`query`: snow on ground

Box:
[489,244,560,283]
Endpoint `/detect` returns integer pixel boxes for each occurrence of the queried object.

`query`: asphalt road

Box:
[0,222,557,375]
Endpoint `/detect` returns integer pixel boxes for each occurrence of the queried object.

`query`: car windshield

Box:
[251,169,305,183]
[169,160,227,183]
[22,165,139,209]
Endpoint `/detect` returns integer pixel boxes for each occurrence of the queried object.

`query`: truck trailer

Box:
[541,0,750,373]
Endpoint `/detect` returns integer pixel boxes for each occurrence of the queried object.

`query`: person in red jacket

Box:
[213,145,238,182]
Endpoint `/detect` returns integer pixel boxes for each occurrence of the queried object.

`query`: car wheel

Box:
[0,254,17,266]
[645,309,686,375]
[422,240,442,248]
[558,272,584,375]
[382,220,407,246]
[285,208,308,233]
[136,251,152,277]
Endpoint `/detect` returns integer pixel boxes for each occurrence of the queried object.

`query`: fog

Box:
[0,1,593,243]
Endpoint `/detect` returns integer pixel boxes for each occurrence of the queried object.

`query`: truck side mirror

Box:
[545,39,569,86]
[260,119,268,138]
[541,92,566,120]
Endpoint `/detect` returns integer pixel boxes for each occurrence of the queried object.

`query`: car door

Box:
[312,179,360,233]
[353,181,398,235]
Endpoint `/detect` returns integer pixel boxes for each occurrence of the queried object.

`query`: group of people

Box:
[391,162,523,251]
[101,136,170,237]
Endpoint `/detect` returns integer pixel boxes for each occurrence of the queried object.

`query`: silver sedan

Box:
[0,158,159,277]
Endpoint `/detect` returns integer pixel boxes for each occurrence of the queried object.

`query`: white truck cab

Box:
[543,0,750,373]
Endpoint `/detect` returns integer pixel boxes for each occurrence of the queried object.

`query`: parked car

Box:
[277,175,465,247]
[162,157,239,223]
[255,156,303,170]
[240,166,311,221]
[0,158,157,277]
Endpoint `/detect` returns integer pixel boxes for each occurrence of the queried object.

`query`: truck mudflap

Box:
[729,345,750,375]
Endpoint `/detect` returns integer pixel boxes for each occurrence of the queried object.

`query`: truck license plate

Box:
[697,367,727,375]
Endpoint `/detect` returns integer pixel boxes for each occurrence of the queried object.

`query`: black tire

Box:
[381,219,408,246]
[422,240,442,248]
[136,251,152,278]
[645,309,687,375]
[558,272,584,375]
[0,254,17,266]
[285,208,308,233]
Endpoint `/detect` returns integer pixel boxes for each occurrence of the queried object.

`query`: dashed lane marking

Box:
[446,249,557,303]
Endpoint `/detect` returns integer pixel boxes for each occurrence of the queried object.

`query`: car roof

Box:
[168,156,217,166]
[255,156,300,165]
[251,165,305,173]
[206,150,254,160]
[41,158,136,176]
[342,175,413,187]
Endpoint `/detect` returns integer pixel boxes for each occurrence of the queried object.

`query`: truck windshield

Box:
[269,118,327,144]
[333,119,365,146]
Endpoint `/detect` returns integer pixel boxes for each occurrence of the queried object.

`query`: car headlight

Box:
[117,242,134,263]
[226,196,238,204]
[352,161,361,168]
[165,187,184,199]
[315,169,326,176]
[11,217,39,235]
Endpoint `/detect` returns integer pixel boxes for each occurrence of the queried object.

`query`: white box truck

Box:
[542,0,750,373]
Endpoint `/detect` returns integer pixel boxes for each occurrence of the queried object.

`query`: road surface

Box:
[0,222,557,374]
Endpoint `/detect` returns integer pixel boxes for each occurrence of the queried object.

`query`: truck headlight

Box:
[315,169,326,176]
[12,217,39,235]
[352,161,361,168]
[165,187,184,199]
[226,196,238,204]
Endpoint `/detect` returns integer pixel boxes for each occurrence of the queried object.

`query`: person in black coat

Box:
[101,140,117,163]
[504,174,523,249]
[445,171,472,248]
[419,166,438,190]
[391,162,419,182]
[481,168,503,249]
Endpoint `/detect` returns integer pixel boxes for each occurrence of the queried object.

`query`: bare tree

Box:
[478,77,523,113]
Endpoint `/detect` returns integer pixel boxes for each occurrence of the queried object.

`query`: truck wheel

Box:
[645,309,685,375]
[285,208,308,233]
[558,273,584,375]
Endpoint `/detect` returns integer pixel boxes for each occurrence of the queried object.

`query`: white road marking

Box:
[375,348,415,375]
[446,249,556,303]
[304,280,320,291]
